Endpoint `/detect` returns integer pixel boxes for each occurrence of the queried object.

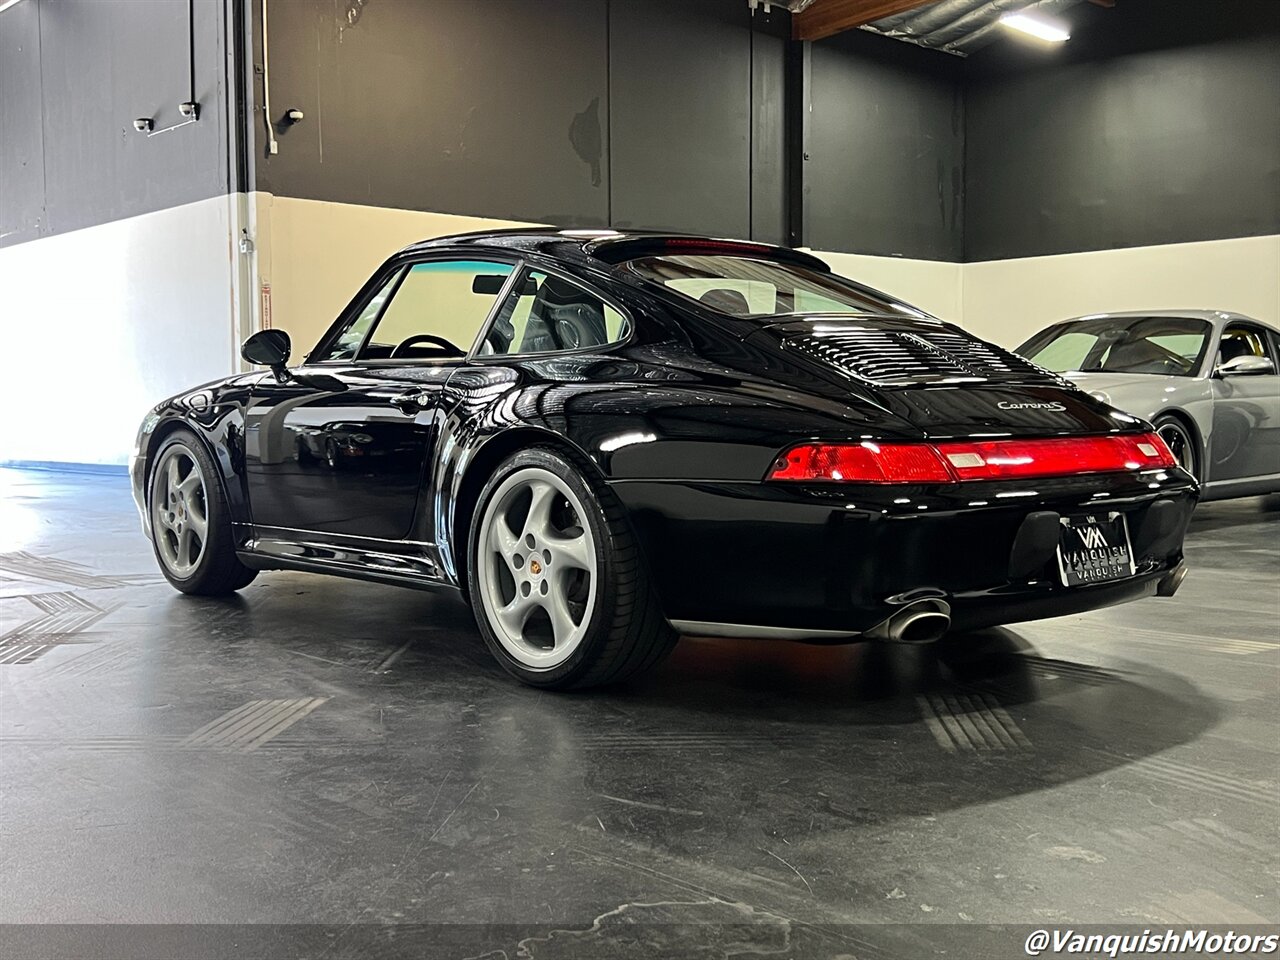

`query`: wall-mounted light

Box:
[132,102,200,137]
[999,11,1071,43]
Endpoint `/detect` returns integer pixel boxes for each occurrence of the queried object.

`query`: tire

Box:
[466,447,676,690]
[1153,415,1199,481]
[148,429,258,595]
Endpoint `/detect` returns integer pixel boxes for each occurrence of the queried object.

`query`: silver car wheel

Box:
[151,444,210,578]
[1156,420,1196,477]
[476,466,599,669]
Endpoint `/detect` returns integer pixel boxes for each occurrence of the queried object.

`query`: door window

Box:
[1218,324,1274,365]
[321,272,401,361]
[314,259,515,363]
[479,270,630,356]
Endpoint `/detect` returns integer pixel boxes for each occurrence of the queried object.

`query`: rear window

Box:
[628,255,928,320]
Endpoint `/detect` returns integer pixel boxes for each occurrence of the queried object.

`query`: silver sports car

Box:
[1017,310,1280,501]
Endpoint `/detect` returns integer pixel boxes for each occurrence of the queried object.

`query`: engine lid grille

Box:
[781,326,1067,388]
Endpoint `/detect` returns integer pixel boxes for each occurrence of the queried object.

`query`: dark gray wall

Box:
[253,0,609,227]
[0,0,230,248]
[964,2,1280,260]
[806,29,964,261]
[608,0,785,240]
[252,0,790,242]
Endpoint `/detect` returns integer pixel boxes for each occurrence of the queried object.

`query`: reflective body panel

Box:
[132,230,1199,639]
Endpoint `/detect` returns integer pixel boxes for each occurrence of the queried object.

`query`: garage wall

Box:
[251,0,791,243]
[0,198,240,466]
[965,35,1280,261]
[254,196,532,354]
[962,235,1280,348]
[0,0,232,248]
[806,29,964,262]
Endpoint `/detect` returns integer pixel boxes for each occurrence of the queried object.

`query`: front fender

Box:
[131,376,259,536]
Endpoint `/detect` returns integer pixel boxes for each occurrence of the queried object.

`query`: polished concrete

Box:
[0,466,1277,958]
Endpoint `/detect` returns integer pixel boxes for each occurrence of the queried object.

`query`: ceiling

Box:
[779,0,1099,55]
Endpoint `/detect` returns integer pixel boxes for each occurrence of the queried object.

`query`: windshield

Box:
[628,255,929,320]
[1017,316,1212,377]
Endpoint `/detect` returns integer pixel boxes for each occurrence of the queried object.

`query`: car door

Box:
[243,257,519,541]
[1208,321,1280,483]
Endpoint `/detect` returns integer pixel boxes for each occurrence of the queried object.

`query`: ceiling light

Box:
[1000,11,1070,43]
[0,0,28,12]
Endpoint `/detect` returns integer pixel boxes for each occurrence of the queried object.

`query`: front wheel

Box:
[467,448,675,689]
[148,430,258,595]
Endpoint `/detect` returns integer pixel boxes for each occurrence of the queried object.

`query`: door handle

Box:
[391,391,431,414]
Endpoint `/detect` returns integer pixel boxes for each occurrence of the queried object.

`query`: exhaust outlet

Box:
[866,598,952,644]
[1156,562,1187,598]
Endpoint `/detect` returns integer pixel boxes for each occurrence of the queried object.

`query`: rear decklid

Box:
[745,316,1135,439]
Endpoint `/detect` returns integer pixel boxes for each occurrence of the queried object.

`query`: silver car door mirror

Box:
[1215,355,1275,377]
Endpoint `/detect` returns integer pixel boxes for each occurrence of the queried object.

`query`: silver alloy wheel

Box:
[476,466,599,669]
[1156,420,1195,477]
[151,444,210,578]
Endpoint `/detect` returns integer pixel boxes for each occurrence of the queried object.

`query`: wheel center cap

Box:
[529,558,542,576]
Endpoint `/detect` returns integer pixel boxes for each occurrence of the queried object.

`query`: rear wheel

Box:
[467,448,675,689]
[148,431,257,595]
[1153,415,1198,480]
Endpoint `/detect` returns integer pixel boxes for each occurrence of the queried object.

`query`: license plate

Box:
[1056,513,1135,587]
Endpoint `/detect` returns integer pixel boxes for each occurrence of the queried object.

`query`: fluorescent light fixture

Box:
[0,0,28,12]
[1000,11,1071,43]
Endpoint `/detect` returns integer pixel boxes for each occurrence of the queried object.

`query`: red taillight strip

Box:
[769,433,1177,483]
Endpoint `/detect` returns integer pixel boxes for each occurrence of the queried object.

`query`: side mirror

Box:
[242,329,291,374]
[1215,354,1274,377]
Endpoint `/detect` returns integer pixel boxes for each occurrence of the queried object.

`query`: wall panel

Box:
[965,35,1280,260]
[0,0,229,248]
[806,29,964,261]
[253,0,609,227]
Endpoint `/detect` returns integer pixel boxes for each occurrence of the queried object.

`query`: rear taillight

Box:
[769,442,954,483]
[768,433,1177,483]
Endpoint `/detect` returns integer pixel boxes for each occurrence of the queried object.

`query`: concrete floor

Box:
[0,465,1277,959]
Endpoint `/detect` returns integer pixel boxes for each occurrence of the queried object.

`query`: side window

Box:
[319,270,402,362]
[1218,324,1272,365]
[358,260,515,360]
[479,270,630,356]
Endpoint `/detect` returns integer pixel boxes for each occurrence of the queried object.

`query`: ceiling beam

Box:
[792,0,938,42]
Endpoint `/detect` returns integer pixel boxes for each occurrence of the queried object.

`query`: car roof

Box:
[1061,309,1276,332]
[397,228,830,271]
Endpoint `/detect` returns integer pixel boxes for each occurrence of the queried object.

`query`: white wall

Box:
[962,235,1280,347]
[0,197,240,466]
[255,194,533,354]
[2,188,1274,467]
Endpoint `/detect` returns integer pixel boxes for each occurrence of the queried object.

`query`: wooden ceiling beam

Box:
[792,0,939,42]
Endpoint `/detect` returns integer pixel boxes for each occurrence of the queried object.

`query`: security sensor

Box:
[178,101,199,119]
[285,108,304,123]
[133,118,154,133]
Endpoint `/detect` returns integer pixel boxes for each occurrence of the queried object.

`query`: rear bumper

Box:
[613,469,1197,637]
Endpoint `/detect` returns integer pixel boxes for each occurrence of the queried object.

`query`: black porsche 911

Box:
[132,230,1197,689]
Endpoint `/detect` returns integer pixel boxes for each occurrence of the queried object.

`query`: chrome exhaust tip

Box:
[1156,562,1187,598]
[866,598,952,644]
